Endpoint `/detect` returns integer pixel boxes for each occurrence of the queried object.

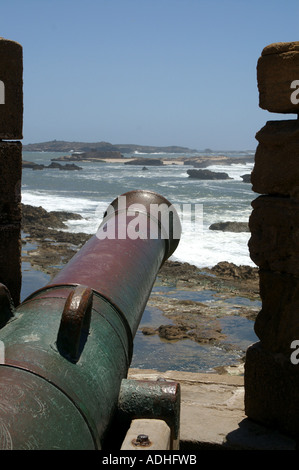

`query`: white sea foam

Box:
[21,190,100,214]
[206,162,254,180]
[21,151,256,269]
[21,190,107,234]
[171,229,254,268]
[133,151,166,155]
[22,188,254,268]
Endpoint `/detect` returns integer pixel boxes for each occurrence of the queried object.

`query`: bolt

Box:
[137,434,149,444]
[132,434,151,447]
[157,377,167,382]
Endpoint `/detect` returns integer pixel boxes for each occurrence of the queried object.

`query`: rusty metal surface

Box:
[50,190,181,337]
[0,190,181,449]
[107,190,181,261]
[57,285,93,361]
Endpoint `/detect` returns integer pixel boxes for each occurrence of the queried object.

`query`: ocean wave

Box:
[21,190,102,216]
[172,230,254,268]
[205,162,254,180]
[21,151,255,268]
[133,151,166,155]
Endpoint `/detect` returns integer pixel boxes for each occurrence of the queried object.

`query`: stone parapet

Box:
[245,343,299,438]
[245,41,299,439]
[0,38,23,139]
[0,39,23,306]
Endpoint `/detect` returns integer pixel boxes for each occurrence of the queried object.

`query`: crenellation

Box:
[245,41,299,437]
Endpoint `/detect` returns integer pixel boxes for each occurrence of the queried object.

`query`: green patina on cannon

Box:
[0,190,181,450]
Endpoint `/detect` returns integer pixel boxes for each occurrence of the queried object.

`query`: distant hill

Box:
[23,140,198,154]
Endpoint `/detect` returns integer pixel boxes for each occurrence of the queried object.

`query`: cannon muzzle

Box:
[0,190,181,450]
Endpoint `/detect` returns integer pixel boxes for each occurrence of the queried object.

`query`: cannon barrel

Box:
[0,190,181,450]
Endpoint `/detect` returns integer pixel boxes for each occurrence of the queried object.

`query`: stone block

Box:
[0,141,22,305]
[0,225,21,306]
[0,38,23,139]
[253,269,299,354]
[248,195,299,275]
[120,419,171,450]
[257,41,299,113]
[252,120,299,197]
[245,342,299,438]
[0,142,22,219]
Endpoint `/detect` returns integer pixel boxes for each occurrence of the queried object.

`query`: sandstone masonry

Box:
[245,41,299,437]
[0,38,23,305]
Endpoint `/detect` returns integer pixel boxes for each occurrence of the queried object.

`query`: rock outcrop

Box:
[22,160,45,170]
[209,221,249,232]
[52,150,122,161]
[241,174,251,183]
[124,158,163,166]
[187,169,232,180]
[22,161,82,171]
[22,204,90,277]
[22,203,83,231]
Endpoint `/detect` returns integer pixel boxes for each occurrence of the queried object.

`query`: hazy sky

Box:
[1,0,299,150]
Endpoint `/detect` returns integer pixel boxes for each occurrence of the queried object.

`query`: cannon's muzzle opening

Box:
[101,189,182,262]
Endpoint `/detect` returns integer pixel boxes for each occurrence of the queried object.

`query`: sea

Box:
[21,150,256,268]
[21,150,259,373]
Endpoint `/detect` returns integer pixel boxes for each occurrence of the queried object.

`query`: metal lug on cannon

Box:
[0,283,15,329]
[56,284,93,362]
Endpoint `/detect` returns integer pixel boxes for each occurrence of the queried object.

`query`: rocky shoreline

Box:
[50,152,254,168]
[21,204,260,374]
[22,160,83,171]
[187,169,232,180]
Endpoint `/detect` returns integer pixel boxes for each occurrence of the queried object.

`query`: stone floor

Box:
[127,368,297,450]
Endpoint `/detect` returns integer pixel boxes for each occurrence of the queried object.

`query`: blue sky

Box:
[1,0,299,150]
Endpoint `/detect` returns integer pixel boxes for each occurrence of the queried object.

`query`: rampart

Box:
[0,38,23,306]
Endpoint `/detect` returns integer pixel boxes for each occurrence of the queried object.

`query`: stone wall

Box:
[245,42,299,437]
[0,38,23,306]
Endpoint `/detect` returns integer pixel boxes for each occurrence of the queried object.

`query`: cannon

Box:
[0,190,181,450]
